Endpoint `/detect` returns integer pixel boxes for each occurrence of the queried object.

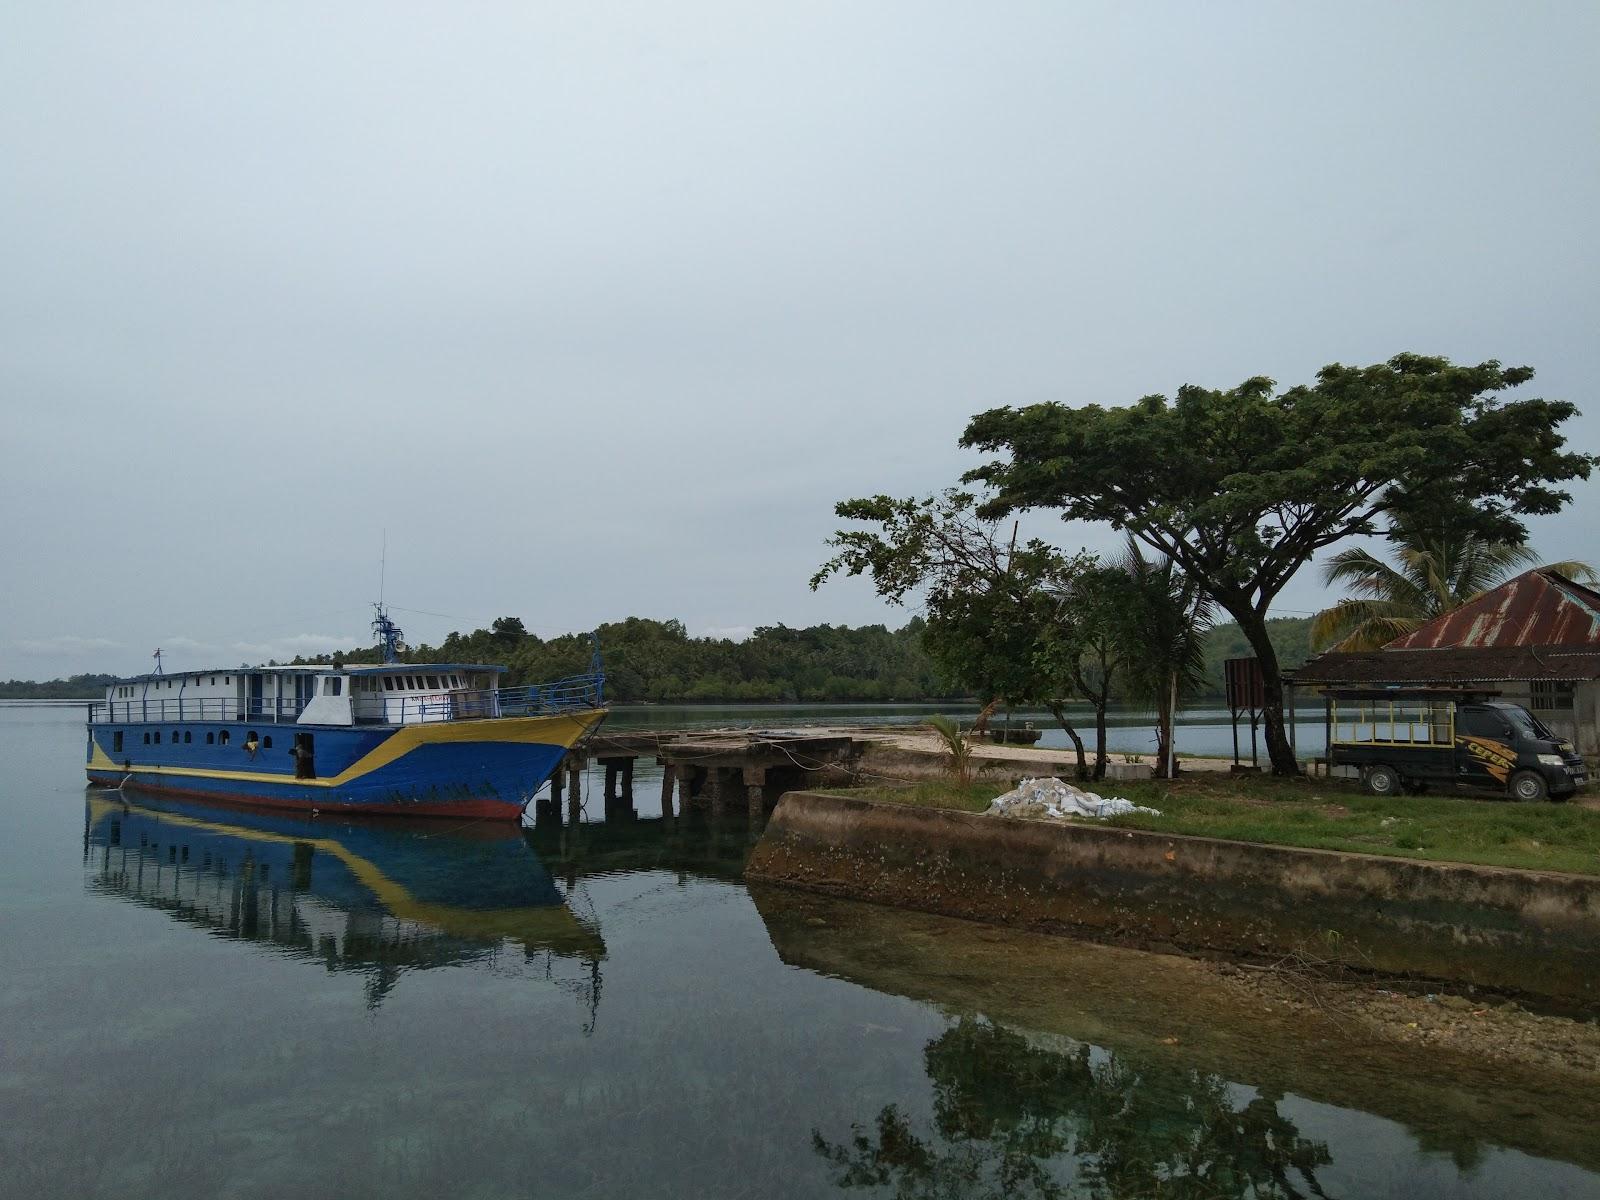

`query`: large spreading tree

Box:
[961,354,1595,775]
[812,491,1123,778]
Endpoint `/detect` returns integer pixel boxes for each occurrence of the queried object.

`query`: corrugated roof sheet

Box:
[1293,645,1600,685]
[1384,569,1600,650]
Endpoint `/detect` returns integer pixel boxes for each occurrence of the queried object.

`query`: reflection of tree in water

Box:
[813,1017,1333,1200]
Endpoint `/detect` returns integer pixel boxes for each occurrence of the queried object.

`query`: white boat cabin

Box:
[100,663,507,727]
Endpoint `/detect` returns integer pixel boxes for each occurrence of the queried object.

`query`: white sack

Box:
[986,776,1159,821]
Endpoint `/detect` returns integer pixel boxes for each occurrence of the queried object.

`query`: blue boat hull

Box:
[85,710,605,819]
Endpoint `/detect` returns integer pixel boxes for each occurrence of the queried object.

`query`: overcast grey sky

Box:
[3,1,1596,679]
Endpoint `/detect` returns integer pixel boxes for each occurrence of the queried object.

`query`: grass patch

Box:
[824,775,1600,876]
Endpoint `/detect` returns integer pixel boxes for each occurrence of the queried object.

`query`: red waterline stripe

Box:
[85,772,525,822]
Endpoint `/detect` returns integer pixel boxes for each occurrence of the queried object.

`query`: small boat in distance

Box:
[85,606,605,820]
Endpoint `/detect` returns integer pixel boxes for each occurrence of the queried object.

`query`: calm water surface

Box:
[3,703,1598,1199]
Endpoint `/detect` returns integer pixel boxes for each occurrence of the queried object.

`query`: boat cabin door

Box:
[292,732,315,779]
[248,673,264,719]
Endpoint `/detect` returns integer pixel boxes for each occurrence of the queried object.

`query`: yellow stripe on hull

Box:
[86,710,605,788]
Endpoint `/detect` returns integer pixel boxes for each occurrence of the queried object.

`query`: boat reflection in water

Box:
[82,789,605,1014]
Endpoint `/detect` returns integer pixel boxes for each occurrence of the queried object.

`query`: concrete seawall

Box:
[746,791,1600,1009]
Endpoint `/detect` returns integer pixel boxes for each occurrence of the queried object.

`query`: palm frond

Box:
[927,714,974,786]
[1309,599,1420,651]
[1538,560,1600,587]
[1322,548,1431,610]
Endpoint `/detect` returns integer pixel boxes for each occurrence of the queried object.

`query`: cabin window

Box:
[153,731,161,744]
[426,674,440,690]
[183,731,192,743]
[383,676,394,691]
[263,735,273,749]
[1457,708,1512,739]
[325,677,342,696]
[211,677,217,685]
[220,730,230,746]
[172,730,179,742]
[142,732,150,744]
[206,732,215,744]
[113,732,123,752]
[225,676,231,684]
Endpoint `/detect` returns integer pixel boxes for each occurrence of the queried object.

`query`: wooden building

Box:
[1293,569,1600,760]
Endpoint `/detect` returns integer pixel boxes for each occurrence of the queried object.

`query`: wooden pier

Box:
[537,727,868,827]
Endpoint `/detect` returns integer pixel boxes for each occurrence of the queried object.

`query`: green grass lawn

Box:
[826,775,1600,877]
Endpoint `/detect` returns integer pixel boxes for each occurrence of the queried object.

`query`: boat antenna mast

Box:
[152,647,163,676]
[370,530,407,664]
[372,603,406,664]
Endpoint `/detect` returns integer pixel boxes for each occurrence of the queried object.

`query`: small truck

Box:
[1326,687,1590,801]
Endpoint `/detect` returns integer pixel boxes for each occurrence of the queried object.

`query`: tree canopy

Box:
[961,354,1596,772]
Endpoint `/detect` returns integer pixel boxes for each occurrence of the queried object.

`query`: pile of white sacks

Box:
[986,776,1160,821]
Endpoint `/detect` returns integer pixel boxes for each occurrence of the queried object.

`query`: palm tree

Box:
[1116,539,1213,778]
[927,714,975,786]
[1310,529,1597,652]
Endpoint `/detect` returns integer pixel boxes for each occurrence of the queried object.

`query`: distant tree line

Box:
[0,673,117,699]
[0,621,1312,704]
[296,615,959,704]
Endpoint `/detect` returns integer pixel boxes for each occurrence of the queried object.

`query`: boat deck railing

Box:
[90,697,314,724]
[88,670,605,727]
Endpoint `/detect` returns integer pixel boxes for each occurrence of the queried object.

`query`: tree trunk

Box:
[1049,705,1088,780]
[1234,610,1299,775]
[1073,655,1116,782]
[1152,707,1172,779]
[1092,698,1108,780]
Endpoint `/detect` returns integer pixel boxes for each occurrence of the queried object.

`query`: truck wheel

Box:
[1509,771,1549,803]
[1364,765,1401,796]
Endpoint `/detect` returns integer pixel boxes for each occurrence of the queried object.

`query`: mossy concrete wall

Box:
[746,791,1600,1009]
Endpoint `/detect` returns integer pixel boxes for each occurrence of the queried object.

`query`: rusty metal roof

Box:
[1383,569,1600,650]
[1293,645,1600,685]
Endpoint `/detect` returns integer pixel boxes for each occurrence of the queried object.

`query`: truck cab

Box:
[1327,688,1590,801]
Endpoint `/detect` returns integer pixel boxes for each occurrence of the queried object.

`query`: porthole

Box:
[263,735,273,749]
